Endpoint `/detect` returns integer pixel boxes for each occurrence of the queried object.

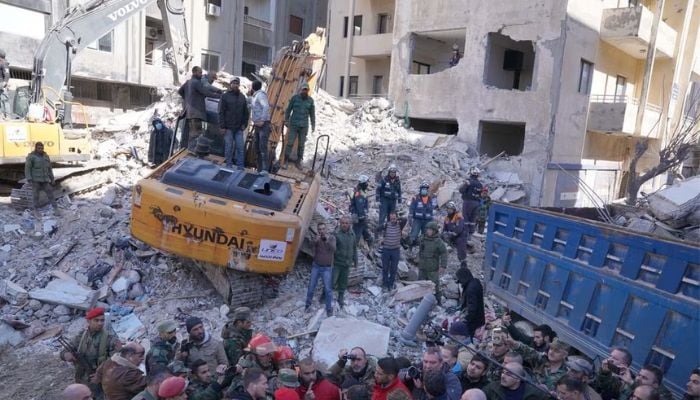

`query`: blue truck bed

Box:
[484,202,699,397]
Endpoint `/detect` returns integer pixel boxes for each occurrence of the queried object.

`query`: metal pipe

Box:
[400,293,437,346]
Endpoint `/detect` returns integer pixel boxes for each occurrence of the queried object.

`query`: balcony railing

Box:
[244,15,272,30]
[588,94,663,137]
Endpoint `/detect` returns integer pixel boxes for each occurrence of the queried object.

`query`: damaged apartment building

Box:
[0,0,326,124]
[326,0,700,207]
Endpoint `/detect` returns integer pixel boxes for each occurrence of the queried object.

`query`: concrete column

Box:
[667,0,695,124]
[634,0,665,136]
[342,0,356,98]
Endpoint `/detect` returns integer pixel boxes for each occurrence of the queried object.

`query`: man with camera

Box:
[592,347,634,400]
[372,357,411,400]
[410,347,462,400]
[329,348,376,390]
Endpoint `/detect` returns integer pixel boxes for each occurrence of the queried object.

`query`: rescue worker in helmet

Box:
[268,346,297,392]
[442,201,469,263]
[376,165,402,229]
[459,167,483,236]
[350,174,373,246]
[408,181,437,250]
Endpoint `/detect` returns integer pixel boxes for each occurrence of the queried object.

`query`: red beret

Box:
[274,388,301,400]
[158,376,187,398]
[85,307,105,320]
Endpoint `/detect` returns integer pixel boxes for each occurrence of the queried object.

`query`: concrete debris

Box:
[0,280,28,305]
[112,313,145,341]
[312,317,390,370]
[502,189,526,203]
[28,279,97,311]
[647,175,700,228]
[393,281,436,303]
[0,320,24,347]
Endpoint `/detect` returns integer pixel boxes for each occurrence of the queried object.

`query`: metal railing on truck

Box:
[484,202,699,398]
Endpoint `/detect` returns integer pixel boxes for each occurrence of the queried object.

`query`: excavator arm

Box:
[31,0,191,126]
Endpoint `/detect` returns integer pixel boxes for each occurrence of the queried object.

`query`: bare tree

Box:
[625,96,700,205]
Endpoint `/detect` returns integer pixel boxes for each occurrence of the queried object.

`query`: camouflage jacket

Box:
[230,354,276,393]
[515,341,566,391]
[222,325,252,366]
[131,390,158,400]
[328,356,377,389]
[145,336,176,374]
[187,378,224,400]
[484,352,507,383]
[60,328,120,383]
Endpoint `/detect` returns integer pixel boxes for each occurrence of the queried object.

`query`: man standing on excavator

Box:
[178,66,221,151]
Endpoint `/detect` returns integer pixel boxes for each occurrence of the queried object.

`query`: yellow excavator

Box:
[130,33,329,306]
[0,0,191,207]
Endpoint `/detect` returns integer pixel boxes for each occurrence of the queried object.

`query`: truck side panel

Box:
[484,202,699,398]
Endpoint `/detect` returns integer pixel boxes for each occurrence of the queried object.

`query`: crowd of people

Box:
[57,305,700,400]
[51,67,697,400]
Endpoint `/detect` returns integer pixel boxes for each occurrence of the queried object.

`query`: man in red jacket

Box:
[297,358,341,400]
[372,357,412,400]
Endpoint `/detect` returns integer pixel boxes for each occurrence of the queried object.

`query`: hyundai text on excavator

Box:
[0,0,191,206]
[130,33,329,307]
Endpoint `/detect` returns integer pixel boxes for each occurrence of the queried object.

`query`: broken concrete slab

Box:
[647,176,700,228]
[491,171,523,186]
[502,189,526,203]
[112,313,145,341]
[436,184,458,207]
[0,321,24,347]
[393,281,436,302]
[367,286,382,297]
[490,187,506,201]
[28,279,98,311]
[0,280,28,305]
[312,317,390,371]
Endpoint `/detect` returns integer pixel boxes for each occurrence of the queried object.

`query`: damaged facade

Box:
[326,0,700,206]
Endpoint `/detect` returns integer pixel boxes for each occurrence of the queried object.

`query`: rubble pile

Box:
[0,88,513,398]
[614,175,700,243]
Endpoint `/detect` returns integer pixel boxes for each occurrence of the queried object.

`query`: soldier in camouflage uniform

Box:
[514,338,570,393]
[417,221,447,304]
[221,307,253,366]
[187,359,227,400]
[146,320,179,374]
[482,331,510,383]
[60,308,121,399]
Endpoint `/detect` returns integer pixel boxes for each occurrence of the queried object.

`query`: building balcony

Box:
[243,15,272,47]
[600,5,677,59]
[353,33,393,59]
[587,95,662,138]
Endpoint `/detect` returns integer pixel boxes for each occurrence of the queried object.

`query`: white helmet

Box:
[420,181,430,189]
[388,164,398,172]
[446,201,457,210]
[469,167,481,176]
[358,175,369,183]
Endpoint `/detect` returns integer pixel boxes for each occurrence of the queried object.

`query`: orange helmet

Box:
[247,334,277,356]
[273,346,295,364]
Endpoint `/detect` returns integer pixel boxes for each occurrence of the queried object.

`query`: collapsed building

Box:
[325,0,700,207]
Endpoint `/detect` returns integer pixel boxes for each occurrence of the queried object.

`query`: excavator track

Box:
[9,164,114,209]
[194,261,268,307]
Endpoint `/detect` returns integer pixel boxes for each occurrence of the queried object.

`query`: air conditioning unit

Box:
[206,4,221,17]
[147,27,159,40]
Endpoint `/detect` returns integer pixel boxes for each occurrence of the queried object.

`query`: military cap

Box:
[278,368,300,388]
[228,306,251,322]
[158,320,178,334]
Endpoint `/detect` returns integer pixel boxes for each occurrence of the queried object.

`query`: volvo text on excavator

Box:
[0,0,191,207]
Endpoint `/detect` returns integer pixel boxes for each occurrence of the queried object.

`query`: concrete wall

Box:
[390,0,575,206]
[325,0,394,97]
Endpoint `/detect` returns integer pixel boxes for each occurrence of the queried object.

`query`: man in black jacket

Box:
[178,66,221,151]
[456,263,485,340]
[218,77,250,169]
[148,118,174,165]
[459,167,483,236]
